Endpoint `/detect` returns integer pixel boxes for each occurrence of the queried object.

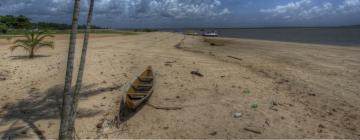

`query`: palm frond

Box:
[14,39,29,44]
[34,30,43,40]
[24,31,32,42]
[10,44,31,52]
[35,41,54,50]
[14,39,32,48]
[38,33,54,42]
[32,31,54,47]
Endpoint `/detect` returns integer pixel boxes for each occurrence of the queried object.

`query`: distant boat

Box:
[202,31,218,37]
[184,31,200,36]
[125,66,154,109]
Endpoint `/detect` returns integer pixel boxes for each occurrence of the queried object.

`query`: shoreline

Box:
[203,35,360,49]
[163,28,360,47]
[214,35,360,48]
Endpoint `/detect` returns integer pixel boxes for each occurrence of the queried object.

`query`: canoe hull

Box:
[125,66,154,109]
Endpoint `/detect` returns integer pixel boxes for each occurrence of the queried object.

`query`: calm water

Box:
[168,28,360,47]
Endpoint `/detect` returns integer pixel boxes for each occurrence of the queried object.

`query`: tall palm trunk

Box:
[67,0,95,136]
[59,0,81,139]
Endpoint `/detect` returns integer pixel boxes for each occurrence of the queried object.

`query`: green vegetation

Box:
[83,29,139,35]
[0,15,32,29]
[10,30,54,58]
[0,15,141,38]
[39,29,139,35]
[133,28,158,32]
[251,103,258,109]
[33,22,103,30]
[0,15,105,35]
[0,15,32,34]
[0,23,8,33]
[243,89,251,95]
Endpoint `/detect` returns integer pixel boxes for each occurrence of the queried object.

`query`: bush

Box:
[142,28,158,32]
[0,23,8,34]
[133,28,158,32]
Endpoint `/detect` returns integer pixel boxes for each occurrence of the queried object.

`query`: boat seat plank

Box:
[138,77,153,82]
[128,93,148,100]
[132,84,152,91]
[137,83,152,87]
[128,93,148,96]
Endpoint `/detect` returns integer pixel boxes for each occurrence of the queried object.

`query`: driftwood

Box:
[243,128,262,134]
[191,71,204,77]
[228,56,243,61]
[146,103,182,110]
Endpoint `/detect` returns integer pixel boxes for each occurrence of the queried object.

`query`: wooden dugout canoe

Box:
[125,66,154,109]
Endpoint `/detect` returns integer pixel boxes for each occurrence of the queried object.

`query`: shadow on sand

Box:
[9,55,51,60]
[116,94,151,127]
[0,84,122,139]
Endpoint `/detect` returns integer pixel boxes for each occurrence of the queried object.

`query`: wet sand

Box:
[0,32,359,139]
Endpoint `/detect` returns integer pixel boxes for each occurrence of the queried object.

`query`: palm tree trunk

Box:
[59,0,81,139]
[29,48,34,58]
[67,0,95,135]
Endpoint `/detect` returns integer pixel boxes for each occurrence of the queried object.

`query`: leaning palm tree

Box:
[59,0,81,139]
[10,30,54,58]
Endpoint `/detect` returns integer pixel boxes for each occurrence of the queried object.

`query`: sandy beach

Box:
[0,32,359,139]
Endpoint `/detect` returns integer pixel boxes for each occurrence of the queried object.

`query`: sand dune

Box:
[0,32,359,139]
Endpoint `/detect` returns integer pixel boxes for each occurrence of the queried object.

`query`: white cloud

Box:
[338,0,360,13]
[260,0,311,15]
[260,0,360,20]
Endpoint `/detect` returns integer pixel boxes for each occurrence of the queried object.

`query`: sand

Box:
[0,32,359,139]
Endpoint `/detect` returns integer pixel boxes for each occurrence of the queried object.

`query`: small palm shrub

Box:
[10,30,54,58]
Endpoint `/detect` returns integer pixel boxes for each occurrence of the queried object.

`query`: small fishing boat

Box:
[125,66,154,109]
[202,31,218,37]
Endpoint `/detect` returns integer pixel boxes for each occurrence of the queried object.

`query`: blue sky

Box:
[1,0,360,28]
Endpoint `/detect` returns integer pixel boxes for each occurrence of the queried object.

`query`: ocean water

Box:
[169,28,360,47]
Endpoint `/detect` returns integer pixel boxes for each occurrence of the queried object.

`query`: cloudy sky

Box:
[1,0,360,28]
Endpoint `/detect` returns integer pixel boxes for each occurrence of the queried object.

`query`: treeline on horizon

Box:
[0,15,104,34]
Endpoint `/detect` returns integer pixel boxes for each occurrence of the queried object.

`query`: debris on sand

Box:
[244,127,261,134]
[96,122,103,129]
[174,43,182,48]
[0,76,6,81]
[165,61,176,67]
[209,131,217,136]
[191,70,204,77]
[146,103,182,110]
[233,112,242,118]
[228,56,243,61]
[269,101,278,111]
[318,124,325,128]
[0,70,9,81]
[209,52,215,56]
[165,60,176,64]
